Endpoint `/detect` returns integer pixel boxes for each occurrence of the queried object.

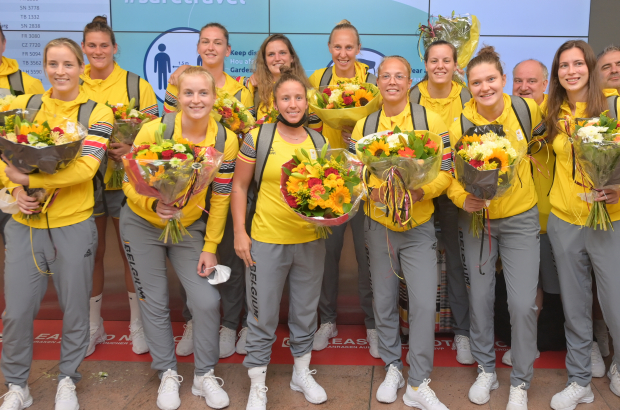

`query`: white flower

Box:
[128,109,141,118]
[386,133,401,147]
[34,142,48,147]
[577,125,607,142]
[222,98,234,106]
[328,89,343,104]
[27,135,38,144]
[173,143,186,153]
[169,157,182,168]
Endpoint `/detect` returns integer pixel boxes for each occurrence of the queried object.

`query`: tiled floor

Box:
[6,356,620,410]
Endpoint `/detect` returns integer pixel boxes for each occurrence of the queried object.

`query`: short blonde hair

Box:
[377,55,411,80]
[177,66,217,96]
[44,38,85,67]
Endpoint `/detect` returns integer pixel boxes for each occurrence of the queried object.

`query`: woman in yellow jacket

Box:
[0,26,45,96]
[350,56,451,409]
[545,40,620,410]
[446,46,545,410]
[410,39,474,365]
[120,67,238,410]
[308,19,378,355]
[79,15,159,357]
[0,38,114,410]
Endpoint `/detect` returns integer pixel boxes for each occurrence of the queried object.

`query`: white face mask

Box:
[205,264,232,285]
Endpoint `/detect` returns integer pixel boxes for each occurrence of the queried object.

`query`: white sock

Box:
[248,366,267,386]
[128,292,141,324]
[89,294,102,329]
[294,352,311,374]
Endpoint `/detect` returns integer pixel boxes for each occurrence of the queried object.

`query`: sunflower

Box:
[462,134,481,145]
[367,140,390,157]
[485,148,509,171]
[329,185,351,215]
[352,89,374,106]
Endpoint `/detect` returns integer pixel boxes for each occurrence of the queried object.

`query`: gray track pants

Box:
[365,218,437,387]
[539,233,561,294]
[319,207,375,329]
[120,206,220,377]
[434,194,470,336]
[547,212,620,386]
[2,217,97,387]
[243,238,325,368]
[458,206,540,388]
[181,211,249,330]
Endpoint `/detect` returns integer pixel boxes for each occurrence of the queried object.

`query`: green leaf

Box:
[282,167,292,176]
[343,203,353,213]
[291,172,306,179]
[127,98,136,114]
[408,132,415,148]
[301,148,310,160]
[320,143,328,160]
[394,125,402,133]
[413,138,424,158]
[154,123,166,145]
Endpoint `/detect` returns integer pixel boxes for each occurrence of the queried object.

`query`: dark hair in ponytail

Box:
[466,44,503,79]
[273,66,308,100]
[83,15,116,46]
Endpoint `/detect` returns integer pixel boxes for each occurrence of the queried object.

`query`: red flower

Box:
[285,195,298,208]
[136,144,150,152]
[469,159,484,169]
[16,134,28,144]
[52,126,64,135]
[307,178,322,188]
[161,150,174,159]
[134,118,143,124]
[342,96,354,106]
[323,88,332,97]
[324,168,340,177]
[221,106,233,119]
[173,153,187,160]
[111,107,117,113]
[386,131,394,135]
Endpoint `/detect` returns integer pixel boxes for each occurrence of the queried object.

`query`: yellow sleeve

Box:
[22,72,45,94]
[420,111,452,198]
[138,78,159,117]
[29,104,113,189]
[203,129,240,252]
[308,69,322,89]
[445,120,468,208]
[163,83,178,113]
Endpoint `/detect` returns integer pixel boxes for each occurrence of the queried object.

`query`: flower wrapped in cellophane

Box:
[106,98,158,189]
[0,109,88,220]
[280,146,364,238]
[0,94,17,112]
[123,123,224,243]
[309,79,383,130]
[454,124,523,236]
[212,90,255,134]
[357,126,442,227]
[570,112,620,230]
[418,12,480,79]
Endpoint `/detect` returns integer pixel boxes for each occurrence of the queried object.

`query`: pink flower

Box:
[469,159,484,169]
[307,178,322,188]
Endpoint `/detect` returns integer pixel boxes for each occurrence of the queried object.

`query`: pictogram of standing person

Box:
[154,43,171,90]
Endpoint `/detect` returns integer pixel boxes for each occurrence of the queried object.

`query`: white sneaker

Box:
[592,342,606,378]
[176,320,193,357]
[236,327,248,355]
[607,363,620,397]
[502,349,540,367]
[0,384,33,410]
[376,364,405,403]
[129,319,149,355]
[403,379,448,410]
[507,383,528,410]
[192,370,229,409]
[246,384,268,410]
[312,322,337,351]
[157,369,182,410]
[367,329,380,358]
[86,317,106,357]
[468,365,499,404]
[550,382,594,410]
[219,326,236,359]
[290,367,327,404]
[55,377,78,410]
[452,335,475,365]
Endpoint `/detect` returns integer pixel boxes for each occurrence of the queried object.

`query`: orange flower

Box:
[136,150,158,160]
[398,147,416,158]
[328,185,351,215]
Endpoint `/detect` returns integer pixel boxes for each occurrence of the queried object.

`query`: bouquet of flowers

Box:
[454,124,522,236]
[106,98,157,189]
[280,146,364,238]
[255,107,279,126]
[123,123,224,243]
[309,80,382,130]
[212,90,255,135]
[357,126,442,226]
[570,112,620,230]
[418,11,480,73]
[0,110,88,220]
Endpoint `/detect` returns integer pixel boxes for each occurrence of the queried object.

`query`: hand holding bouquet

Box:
[570,112,620,230]
[280,146,364,238]
[123,123,224,243]
[212,90,255,135]
[454,124,523,236]
[106,98,157,189]
[310,79,382,130]
[357,126,442,227]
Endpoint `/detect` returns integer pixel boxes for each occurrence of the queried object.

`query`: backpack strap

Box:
[409,86,422,104]
[460,114,475,135]
[77,100,97,130]
[79,78,84,86]
[510,95,532,143]
[303,126,326,150]
[200,122,228,222]
[253,89,260,114]
[7,71,25,95]
[607,95,619,120]
[362,109,382,136]
[77,99,106,215]
[319,68,333,89]
[253,123,277,189]
[25,94,43,111]
[234,89,243,103]
[410,102,429,130]
[365,72,377,85]
[460,87,472,108]
[161,113,177,139]
[126,71,141,108]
